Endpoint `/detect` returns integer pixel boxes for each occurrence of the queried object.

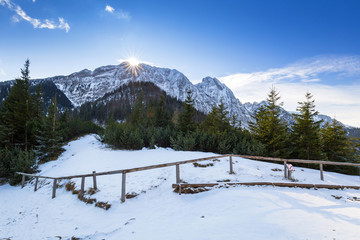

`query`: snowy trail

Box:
[1,134,360,240]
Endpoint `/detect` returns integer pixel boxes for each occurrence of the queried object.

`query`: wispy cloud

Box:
[220,55,360,127]
[105,4,130,20]
[105,5,114,13]
[0,0,70,32]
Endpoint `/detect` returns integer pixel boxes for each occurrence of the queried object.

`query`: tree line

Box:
[102,84,360,174]
[0,60,100,184]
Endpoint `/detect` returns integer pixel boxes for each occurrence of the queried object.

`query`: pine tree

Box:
[29,85,44,147]
[145,99,155,126]
[154,95,172,127]
[36,96,63,162]
[249,87,290,157]
[321,119,357,162]
[0,59,33,150]
[178,89,196,133]
[201,99,231,133]
[292,92,322,160]
[129,91,144,127]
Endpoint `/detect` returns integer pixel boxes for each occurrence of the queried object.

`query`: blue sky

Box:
[0,0,360,126]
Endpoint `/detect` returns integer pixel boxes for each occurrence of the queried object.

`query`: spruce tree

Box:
[29,85,44,147]
[36,96,63,162]
[129,91,144,127]
[178,89,196,133]
[292,92,322,160]
[321,119,356,162]
[249,87,290,157]
[201,99,231,133]
[154,95,172,128]
[0,59,33,150]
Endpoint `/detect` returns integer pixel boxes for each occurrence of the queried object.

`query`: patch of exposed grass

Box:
[95,201,111,210]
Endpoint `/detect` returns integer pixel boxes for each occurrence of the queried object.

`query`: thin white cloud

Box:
[301,78,320,83]
[105,4,130,20]
[220,55,360,127]
[105,5,114,13]
[0,0,70,32]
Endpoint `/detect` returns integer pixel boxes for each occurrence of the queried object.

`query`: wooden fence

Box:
[17,154,360,202]
[17,154,231,201]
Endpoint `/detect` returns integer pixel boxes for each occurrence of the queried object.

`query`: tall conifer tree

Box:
[154,95,172,127]
[249,87,290,157]
[292,92,322,160]
[36,96,63,162]
[129,91,144,127]
[178,89,196,133]
[321,119,357,162]
[201,99,231,133]
[0,59,33,150]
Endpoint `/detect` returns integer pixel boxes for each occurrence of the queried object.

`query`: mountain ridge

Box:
[0,62,354,130]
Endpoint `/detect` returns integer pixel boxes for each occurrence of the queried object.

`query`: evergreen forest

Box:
[0,60,359,185]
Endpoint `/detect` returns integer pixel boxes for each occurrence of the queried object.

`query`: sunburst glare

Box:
[124,56,142,77]
[127,57,140,66]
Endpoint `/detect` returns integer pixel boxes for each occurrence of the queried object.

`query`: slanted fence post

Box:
[52,179,57,199]
[176,164,180,184]
[34,176,39,192]
[284,161,287,179]
[92,171,97,190]
[121,171,126,202]
[229,156,234,174]
[21,175,25,188]
[320,164,324,181]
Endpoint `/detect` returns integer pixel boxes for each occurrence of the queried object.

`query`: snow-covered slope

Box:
[1,135,360,239]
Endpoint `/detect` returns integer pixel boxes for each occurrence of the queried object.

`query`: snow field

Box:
[1,134,360,239]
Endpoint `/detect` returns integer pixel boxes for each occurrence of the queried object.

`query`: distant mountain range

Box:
[0,62,358,134]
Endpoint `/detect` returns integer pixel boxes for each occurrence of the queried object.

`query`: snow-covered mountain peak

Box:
[25,62,351,129]
[69,69,92,78]
[199,76,224,89]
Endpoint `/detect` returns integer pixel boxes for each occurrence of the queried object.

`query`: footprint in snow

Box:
[124,218,136,225]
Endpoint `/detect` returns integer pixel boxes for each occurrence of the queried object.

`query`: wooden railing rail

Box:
[236,155,360,181]
[17,154,230,201]
[236,155,360,167]
[17,154,360,201]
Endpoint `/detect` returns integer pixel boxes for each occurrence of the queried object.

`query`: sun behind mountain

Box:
[127,57,140,66]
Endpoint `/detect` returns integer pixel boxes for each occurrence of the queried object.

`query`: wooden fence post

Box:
[176,164,180,184]
[80,176,85,196]
[21,175,25,189]
[52,179,57,199]
[320,164,324,181]
[229,156,234,174]
[92,171,97,190]
[284,161,287,179]
[121,171,126,202]
[288,169,292,180]
[34,177,39,192]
